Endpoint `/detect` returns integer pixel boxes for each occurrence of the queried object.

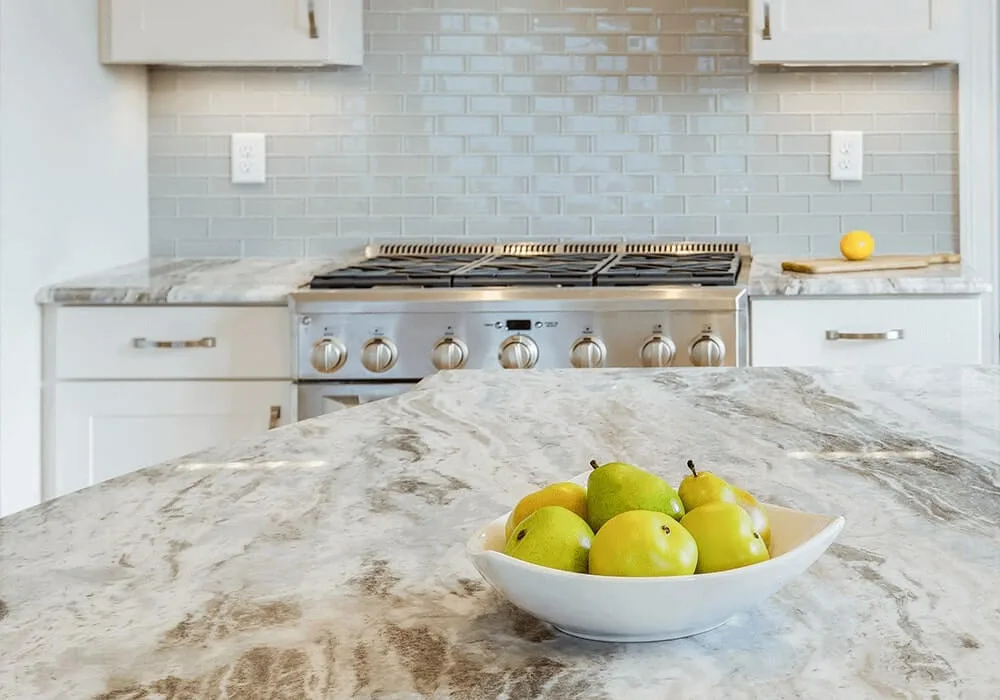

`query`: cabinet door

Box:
[100,0,362,66]
[750,297,983,367]
[47,381,294,499]
[749,0,966,65]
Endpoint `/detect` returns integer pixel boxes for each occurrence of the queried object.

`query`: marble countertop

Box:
[749,255,992,296]
[34,256,358,305]
[38,251,992,306]
[2,366,998,698]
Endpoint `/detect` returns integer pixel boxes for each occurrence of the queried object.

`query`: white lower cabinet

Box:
[47,380,293,498]
[750,296,983,367]
[42,304,295,502]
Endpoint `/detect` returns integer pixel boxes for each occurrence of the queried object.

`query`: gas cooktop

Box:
[292,240,753,380]
[595,252,740,287]
[452,253,615,287]
[308,254,482,289]
[308,243,746,290]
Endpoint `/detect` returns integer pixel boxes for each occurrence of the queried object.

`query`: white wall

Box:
[0,1,149,515]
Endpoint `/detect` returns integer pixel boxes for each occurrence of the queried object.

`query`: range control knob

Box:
[310,337,347,373]
[639,335,676,368]
[499,335,539,370]
[570,337,606,369]
[431,337,468,371]
[361,337,398,373]
[689,334,726,367]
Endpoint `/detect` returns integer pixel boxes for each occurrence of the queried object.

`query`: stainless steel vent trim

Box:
[366,239,750,258]
[500,242,561,256]
[621,241,743,255]
[366,242,497,257]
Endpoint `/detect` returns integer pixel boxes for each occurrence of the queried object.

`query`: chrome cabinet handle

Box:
[825,330,904,341]
[269,406,282,430]
[307,0,319,38]
[762,2,772,40]
[131,337,217,349]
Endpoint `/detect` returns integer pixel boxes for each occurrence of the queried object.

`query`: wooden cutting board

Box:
[781,253,961,275]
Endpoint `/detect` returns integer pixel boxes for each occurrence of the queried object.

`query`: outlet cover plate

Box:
[830,131,863,182]
[231,133,266,185]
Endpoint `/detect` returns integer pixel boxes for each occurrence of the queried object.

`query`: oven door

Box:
[296,381,421,421]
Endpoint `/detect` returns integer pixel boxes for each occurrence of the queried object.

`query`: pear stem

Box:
[589,459,600,471]
[686,459,698,478]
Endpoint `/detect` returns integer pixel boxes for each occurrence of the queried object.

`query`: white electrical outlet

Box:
[231,133,266,184]
[830,131,863,182]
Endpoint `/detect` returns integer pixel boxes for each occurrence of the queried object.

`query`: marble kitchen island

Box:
[1,366,998,699]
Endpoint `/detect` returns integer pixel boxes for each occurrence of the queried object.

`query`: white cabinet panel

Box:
[50,306,291,380]
[749,0,966,65]
[750,297,983,367]
[99,0,363,66]
[48,380,293,498]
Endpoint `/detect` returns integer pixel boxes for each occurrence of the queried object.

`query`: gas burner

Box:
[452,253,616,288]
[596,252,741,287]
[309,254,484,289]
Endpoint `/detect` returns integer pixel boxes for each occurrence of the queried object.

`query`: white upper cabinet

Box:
[99,0,363,67]
[749,0,967,66]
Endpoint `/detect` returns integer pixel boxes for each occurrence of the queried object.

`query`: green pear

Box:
[680,501,769,574]
[586,459,685,532]
[677,459,738,513]
[589,510,698,577]
[503,505,594,574]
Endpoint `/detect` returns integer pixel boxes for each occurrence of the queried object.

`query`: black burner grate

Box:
[596,252,741,287]
[451,253,616,287]
[309,255,485,289]
[308,250,744,289]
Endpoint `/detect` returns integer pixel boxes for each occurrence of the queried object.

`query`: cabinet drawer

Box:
[750,297,983,367]
[49,306,291,379]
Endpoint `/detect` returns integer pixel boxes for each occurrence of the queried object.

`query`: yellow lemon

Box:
[840,230,875,261]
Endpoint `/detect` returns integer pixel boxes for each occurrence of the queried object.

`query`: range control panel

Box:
[295,309,745,380]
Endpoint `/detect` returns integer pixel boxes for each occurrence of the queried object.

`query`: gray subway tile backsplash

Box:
[148,0,959,258]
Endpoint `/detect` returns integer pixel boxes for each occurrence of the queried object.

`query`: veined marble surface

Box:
[749,255,992,296]
[35,256,359,305]
[39,249,992,307]
[2,366,998,699]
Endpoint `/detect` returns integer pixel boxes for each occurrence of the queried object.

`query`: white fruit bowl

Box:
[465,472,845,643]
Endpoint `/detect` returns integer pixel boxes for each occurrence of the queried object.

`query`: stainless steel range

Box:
[290,240,751,419]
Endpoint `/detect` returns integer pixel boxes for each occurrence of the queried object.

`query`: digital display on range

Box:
[506,319,532,331]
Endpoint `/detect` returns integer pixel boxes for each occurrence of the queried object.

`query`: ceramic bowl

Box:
[465,472,845,643]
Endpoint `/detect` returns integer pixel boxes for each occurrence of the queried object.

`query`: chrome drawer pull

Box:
[762,1,772,40]
[307,0,319,38]
[131,337,217,349]
[825,330,904,341]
